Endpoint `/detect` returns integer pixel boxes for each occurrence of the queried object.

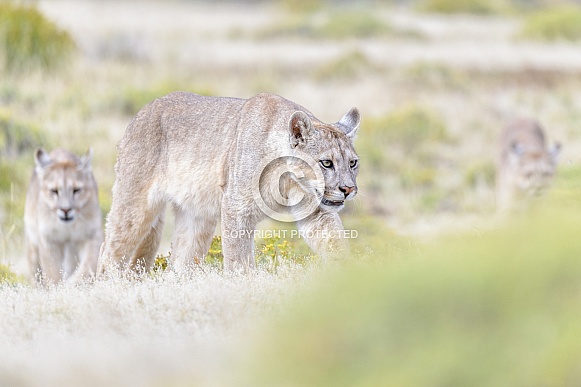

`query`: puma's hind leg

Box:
[170,205,218,271]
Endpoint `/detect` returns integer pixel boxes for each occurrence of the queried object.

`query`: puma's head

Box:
[34,148,96,223]
[288,107,360,212]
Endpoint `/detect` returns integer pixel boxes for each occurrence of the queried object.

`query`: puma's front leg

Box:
[296,210,350,258]
[38,241,65,285]
[69,236,101,283]
[221,195,257,272]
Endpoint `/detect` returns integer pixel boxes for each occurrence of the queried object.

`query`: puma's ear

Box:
[79,148,93,172]
[337,107,360,139]
[34,148,52,174]
[289,111,313,148]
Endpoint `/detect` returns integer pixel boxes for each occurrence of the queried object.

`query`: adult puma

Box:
[496,118,560,211]
[99,92,360,273]
[24,148,103,284]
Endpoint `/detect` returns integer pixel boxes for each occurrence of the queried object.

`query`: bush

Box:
[405,62,468,89]
[256,10,392,41]
[366,105,449,152]
[0,2,75,73]
[314,50,375,81]
[417,0,509,14]
[519,5,581,41]
[464,161,496,188]
[316,11,392,40]
[0,108,45,158]
[278,0,325,13]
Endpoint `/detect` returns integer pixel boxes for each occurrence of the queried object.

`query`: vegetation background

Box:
[1,0,581,385]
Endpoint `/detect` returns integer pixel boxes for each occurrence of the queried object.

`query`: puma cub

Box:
[496,118,560,211]
[24,148,103,284]
[99,92,360,273]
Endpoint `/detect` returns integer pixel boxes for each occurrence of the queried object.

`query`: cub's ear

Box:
[79,148,93,172]
[510,141,525,156]
[289,111,313,148]
[34,148,52,173]
[337,107,360,139]
[508,141,525,165]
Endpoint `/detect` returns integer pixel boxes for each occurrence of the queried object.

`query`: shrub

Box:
[256,10,392,41]
[464,161,496,188]
[0,2,75,73]
[519,5,581,41]
[316,11,392,40]
[278,0,325,13]
[314,50,375,81]
[417,0,508,14]
[404,62,468,89]
[366,105,449,152]
[0,108,45,158]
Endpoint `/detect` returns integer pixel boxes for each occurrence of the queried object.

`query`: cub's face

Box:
[508,141,560,198]
[288,108,360,212]
[513,152,557,198]
[35,149,94,223]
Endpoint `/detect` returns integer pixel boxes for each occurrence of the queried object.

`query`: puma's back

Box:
[497,118,560,211]
[24,148,103,284]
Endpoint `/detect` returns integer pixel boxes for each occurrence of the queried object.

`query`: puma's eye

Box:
[50,189,58,196]
[350,159,358,168]
[320,160,333,169]
[73,188,81,195]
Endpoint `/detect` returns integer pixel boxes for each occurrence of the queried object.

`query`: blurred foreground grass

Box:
[236,201,581,385]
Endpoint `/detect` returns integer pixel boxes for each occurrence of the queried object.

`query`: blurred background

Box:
[1,0,581,267]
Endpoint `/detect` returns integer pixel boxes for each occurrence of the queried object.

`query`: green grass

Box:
[0,263,25,285]
[0,2,75,73]
[236,204,581,385]
[519,5,581,41]
[152,235,313,273]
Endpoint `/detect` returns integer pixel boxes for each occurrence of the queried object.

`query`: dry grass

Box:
[0,264,319,386]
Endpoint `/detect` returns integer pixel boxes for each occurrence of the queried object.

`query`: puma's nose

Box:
[339,186,355,197]
[58,207,75,222]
